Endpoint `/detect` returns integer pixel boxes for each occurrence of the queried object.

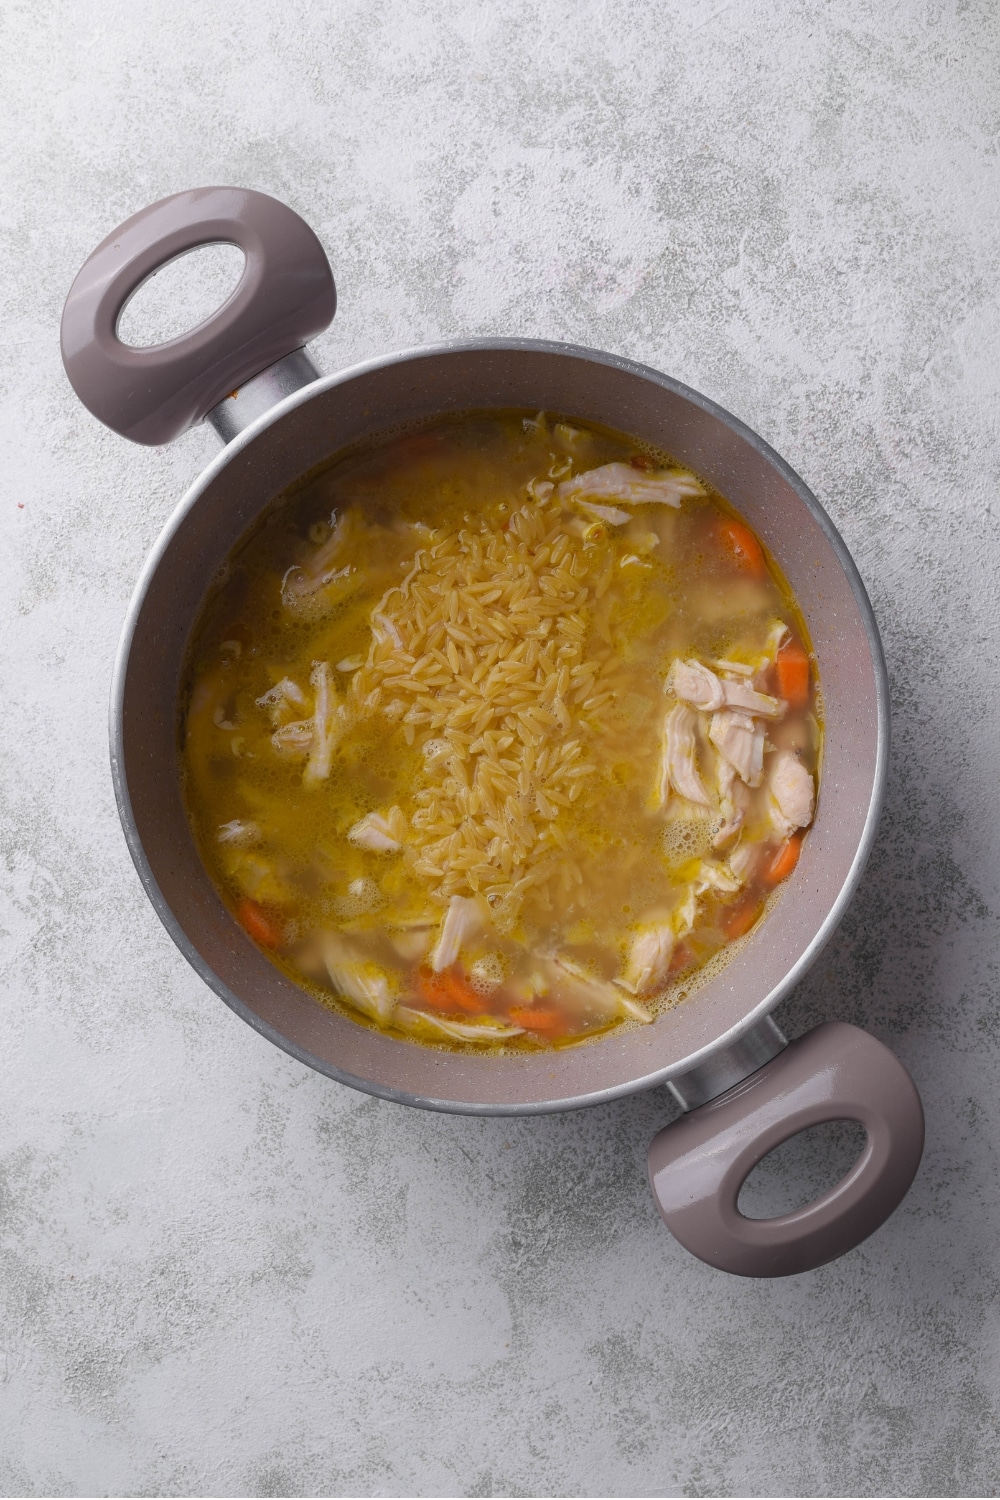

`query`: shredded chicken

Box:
[709,710,765,787]
[719,677,784,719]
[657,703,711,807]
[551,956,651,1022]
[217,819,261,847]
[671,658,783,718]
[396,1008,525,1042]
[695,860,742,895]
[388,926,435,962]
[763,619,790,662]
[430,894,491,972]
[256,677,308,725]
[618,995,654,1023]
[710,658,754,677]
[303,662,351,786]
[768,750,815,837]
[280,513,353,611]
[670,659,726,711]
[575,498,632,526]
[674,886,699,936]
[713,762,749,849]
[557,461,704,509]
[348,808,407,852]
[618,923,675,996]
[321,935,396,1023]
[729,843,757,881]
[271,720,314,757]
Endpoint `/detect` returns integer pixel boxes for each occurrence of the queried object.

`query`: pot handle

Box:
[60,186,336,445]
[648,1021,924,1277]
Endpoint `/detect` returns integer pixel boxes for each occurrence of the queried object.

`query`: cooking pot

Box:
[61,187,924,1277]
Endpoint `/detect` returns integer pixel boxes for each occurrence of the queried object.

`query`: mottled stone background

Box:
[1,0,998,1494]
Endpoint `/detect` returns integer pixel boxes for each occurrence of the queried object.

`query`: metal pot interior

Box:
[113,342,886,1113]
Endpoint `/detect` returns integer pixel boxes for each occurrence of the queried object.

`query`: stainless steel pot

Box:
[61,187,924,1277]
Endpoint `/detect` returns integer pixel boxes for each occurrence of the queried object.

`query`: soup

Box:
[181,411,820,1050]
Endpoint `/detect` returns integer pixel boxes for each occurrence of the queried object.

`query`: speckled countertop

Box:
[2,2,999,1495]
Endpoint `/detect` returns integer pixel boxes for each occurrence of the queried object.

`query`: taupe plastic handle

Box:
[60,186,336,445]
[648,1022,924,1277]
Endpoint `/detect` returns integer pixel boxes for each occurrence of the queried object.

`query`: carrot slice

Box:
[775,638,810,707]
[723,896,763,940]
[508,1006,567,1036]
[717,517,766,578]
[667,940,695,977]
[237,898,284,949]
[762,832,804,886]
[415,966,482,1014]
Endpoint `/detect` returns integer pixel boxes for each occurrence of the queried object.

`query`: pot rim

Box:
[109,336,890,1114]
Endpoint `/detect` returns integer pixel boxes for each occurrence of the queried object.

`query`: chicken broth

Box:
[181,411,820,1050]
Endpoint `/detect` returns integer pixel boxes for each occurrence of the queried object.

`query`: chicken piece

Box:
[395,1008,525,1043]
[348,808,407,852]
[729,843,758,882]
[719,677,784,719]
[550,956,649,1023]
[695,861,742,895]
[671,658,783,718]
[430,894,492,972]
[387,921,436,963]
[768,750,816,837]
[674,886,699,937]
[255,677,308,726]
[656,703,711,808]
[321,934,396,1023]
[280,512,354,611]
[713,760,750,849]
[557,462,703,509]
[762,619,790,663]
[709,710,765,787]
[575,498,632,526]
[303,662,352,786]
[617,923,675,997]
[527,477,555,502]
[670,659,726,711]
[618,995,654,1023]
[282,563,355,615]
[217,819,261,847]
[271,720,314,757]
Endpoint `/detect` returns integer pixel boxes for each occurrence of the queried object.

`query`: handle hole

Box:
[117,243,246,349]
[737,1119,867,1220]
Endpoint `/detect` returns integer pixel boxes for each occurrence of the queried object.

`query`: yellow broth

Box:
[181,411,821,1050]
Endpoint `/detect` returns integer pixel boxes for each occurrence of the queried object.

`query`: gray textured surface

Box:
[1,1,998,1494]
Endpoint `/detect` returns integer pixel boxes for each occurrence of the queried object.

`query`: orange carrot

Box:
[237,898,284,949]
[629,453,655,471]
[508,1006,566,1036]
[776,638,810,707]
[762,832,804,886]
[717,517,766,578]
[723,897,763,940]
[415,966,482,1014]
[668,940,695,977]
